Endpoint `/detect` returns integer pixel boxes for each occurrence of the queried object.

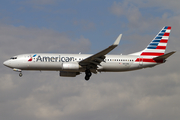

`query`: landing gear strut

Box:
[85,69,92,81]
[13,68,22,77]
[19,72,23,77]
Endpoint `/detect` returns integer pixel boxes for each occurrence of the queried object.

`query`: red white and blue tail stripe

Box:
[141,26,171,57]
[130,26,171,63]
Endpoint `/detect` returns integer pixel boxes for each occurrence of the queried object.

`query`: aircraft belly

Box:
[101,62,131,72]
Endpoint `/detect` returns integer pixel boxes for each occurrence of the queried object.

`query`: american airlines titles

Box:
[36,55,74,62]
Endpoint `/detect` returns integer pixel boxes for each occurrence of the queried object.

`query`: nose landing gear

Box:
[19,72,23,77]
[85,69,92,81]
[13,68,22,77]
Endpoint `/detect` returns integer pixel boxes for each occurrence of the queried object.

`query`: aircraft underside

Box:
[11,61,158,80]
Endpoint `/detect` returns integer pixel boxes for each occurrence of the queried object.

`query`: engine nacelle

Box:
[62,62,80,70]
[60,71,80,77]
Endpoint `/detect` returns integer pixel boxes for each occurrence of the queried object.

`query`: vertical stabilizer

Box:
[130,26,171,58]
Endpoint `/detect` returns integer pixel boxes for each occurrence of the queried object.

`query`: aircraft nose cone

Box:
[3,60,10,67]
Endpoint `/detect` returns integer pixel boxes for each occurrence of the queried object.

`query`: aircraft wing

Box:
[79,34,122,66]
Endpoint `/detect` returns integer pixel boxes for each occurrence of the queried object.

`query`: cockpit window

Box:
[10,57,17,60]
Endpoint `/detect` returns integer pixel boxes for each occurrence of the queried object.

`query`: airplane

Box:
[3,26,175,81]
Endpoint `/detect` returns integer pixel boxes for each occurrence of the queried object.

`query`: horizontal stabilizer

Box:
[153,51,176,61]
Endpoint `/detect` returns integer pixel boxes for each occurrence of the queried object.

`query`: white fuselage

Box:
[3,53,159,72]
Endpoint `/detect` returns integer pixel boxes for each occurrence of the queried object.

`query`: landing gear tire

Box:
[85,76,90,81]
[85,69,92,81]
[19,72,23,77]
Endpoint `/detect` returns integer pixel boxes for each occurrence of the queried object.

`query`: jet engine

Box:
[62,62,81,70]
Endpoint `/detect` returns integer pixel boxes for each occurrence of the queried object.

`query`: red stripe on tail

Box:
[160,39,168,43]
[135,58,164,63]
[167,26,171,29]
[141,52,164,56]
[156,46,166,49]
[163,33,170,36]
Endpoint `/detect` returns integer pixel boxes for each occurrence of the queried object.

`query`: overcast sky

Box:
[0,0,180,120]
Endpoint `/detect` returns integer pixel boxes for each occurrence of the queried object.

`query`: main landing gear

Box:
[85,69,92,81]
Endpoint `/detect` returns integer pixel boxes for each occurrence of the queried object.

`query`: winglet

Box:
[113,34,122,46]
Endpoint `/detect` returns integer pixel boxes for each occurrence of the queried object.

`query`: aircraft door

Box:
[139,57,143,67]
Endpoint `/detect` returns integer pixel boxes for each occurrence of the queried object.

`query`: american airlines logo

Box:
[34,55,75,62]
[28,54,37,61]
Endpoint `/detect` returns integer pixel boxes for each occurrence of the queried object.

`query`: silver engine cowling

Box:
[62,62,81,70]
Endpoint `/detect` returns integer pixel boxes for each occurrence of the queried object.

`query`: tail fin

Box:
[130,26,171,57]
